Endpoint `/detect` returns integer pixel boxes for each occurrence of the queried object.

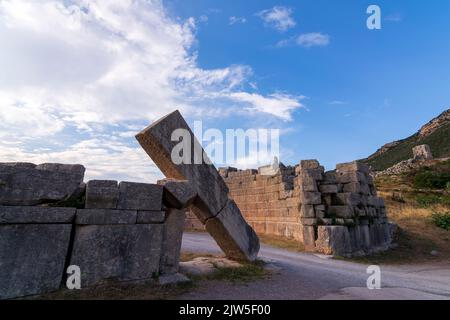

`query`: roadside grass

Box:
[258,234,305,253]
[187,259,269,283]
[30,254,269,300]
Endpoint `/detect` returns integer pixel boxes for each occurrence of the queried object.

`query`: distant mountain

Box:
[362,109,450,171]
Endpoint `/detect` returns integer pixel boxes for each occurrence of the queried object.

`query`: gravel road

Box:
[180,232,450,300]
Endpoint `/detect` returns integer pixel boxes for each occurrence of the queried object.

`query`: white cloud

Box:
[229,16,246,25]
[0,0,304,181]
[329,100,348,105]
[227,92,304,121]
[296,32,330,47]
[257,6,296,32]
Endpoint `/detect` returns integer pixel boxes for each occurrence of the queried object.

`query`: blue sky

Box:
[0,0,449,181]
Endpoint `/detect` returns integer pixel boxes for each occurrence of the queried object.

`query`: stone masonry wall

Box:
[186,160,396,257]
[0,163,186,299]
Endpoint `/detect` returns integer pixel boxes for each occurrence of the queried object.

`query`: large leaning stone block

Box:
[0,206,76,224]
[117,182,163,211]
[205,199,260,261]
[75,209,137,225]
[85,180,119,209]
[0,162,85,206]
[135,111,229,222]
[70,224,163,287]
[157,179,197,209]
[0,224,72,299]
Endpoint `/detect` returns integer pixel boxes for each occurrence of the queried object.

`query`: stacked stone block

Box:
[188,160,396,258]
[0,163,189,299]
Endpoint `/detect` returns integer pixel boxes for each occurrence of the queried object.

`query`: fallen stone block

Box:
[0,224,72,299]
[85,180,119,209]
[0,162,85,206]
[0,206,76,224]
[205,199,259,261]
[157,179,197,209]
[117,182,163,211]
[159,209,186,274]
[135,110,229,222]
[137,211,166,224]
[70,224,163,287]
[75,209,137,225]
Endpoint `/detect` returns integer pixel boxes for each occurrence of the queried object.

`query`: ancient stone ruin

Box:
[0,110,260,299]
[413,144,433,161]
[0,162,191,299]
[136,110,260,262]
[188,160,397,257]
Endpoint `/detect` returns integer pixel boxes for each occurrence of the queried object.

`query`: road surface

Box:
[180,232,450,300]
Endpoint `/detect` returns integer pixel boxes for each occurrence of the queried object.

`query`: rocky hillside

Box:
[363,109,450,171]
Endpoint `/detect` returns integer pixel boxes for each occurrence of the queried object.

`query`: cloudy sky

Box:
[1,0,449,182]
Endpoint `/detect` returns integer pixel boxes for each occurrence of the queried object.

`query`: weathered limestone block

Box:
[315,226,352,257]
[0,206,76,224]
[137,211,166,224]
[85,180,119,209]
[302,225,316,250]
[135,111,229,222]
[301,218,318,226]
[157,179,197,209]
[328,206,354,218]
[300,205,315,218]
[343,182,370,195]
[319,184,338,194]
[322,171,337,184]
[300,192,322,205]
[70,224,163,287]
[336,161,370,174]
[413,144,433,160]
[336,171,367,184]
[117,182,163,211]
[205,199,260,261]
[76,209,137,225]
[299,160,320,170]
[0,224,72,299]
[0,162,85,206]
[160,209,186,274]
[332,193,361,206]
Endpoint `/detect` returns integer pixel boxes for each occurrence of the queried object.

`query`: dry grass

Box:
[258,234,306,252]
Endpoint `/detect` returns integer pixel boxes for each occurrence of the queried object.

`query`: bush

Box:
[414,193,450,207]
[432,212,450,231]
[413,170,450,189]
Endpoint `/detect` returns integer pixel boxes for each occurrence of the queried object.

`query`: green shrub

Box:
[432,212,450,231]
[413,170,450,189]
[447,181,450,190]
[414,193,450,207]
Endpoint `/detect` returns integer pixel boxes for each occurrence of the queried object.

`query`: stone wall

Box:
[0,163,185,299]
[187,160,396,257]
